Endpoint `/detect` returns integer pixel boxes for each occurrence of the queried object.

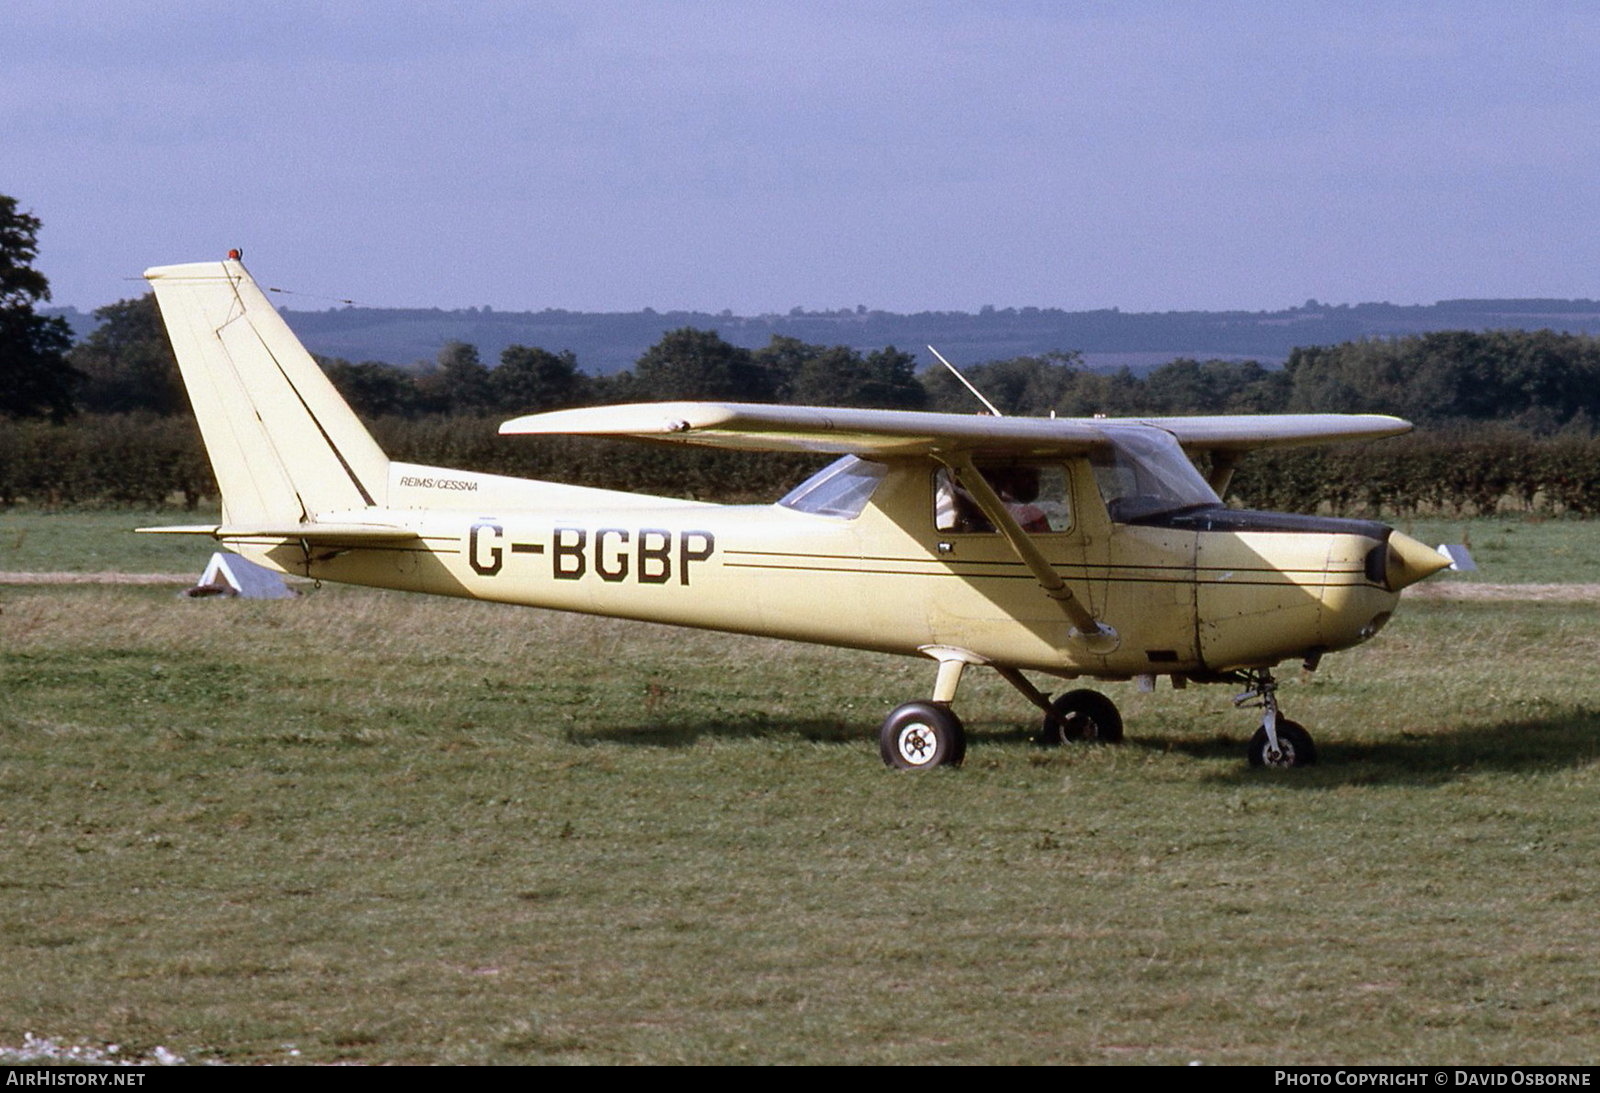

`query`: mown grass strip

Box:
[1,585,1596,1063]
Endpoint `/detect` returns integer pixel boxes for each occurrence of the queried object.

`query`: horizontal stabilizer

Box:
[500,402,1411,457]
[135,525,226,536]
[138,522,420,544]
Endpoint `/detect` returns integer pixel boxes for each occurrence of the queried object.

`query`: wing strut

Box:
[1204,449,1243,496]
[943,454,1119,653]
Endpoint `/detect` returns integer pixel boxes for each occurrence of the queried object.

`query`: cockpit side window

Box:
[779,456,887,518]
[934,462,1073,534]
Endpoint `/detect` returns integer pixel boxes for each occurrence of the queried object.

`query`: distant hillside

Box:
[50,298,1600,375]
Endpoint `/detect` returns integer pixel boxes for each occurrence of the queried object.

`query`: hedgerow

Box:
[5,413,1599,516]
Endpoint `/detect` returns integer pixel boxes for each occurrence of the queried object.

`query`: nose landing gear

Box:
[1234,669,1317,768]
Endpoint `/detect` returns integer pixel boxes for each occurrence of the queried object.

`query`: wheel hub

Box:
[897,724,936,765]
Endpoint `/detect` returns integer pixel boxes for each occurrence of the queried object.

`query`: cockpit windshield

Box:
[778,456,887,518]
[1090,426,1220,523]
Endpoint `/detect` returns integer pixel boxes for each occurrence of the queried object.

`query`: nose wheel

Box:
[1248,719,1316,767]
[1234,669,1317,768]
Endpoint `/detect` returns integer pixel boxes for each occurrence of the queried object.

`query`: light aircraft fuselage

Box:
[141,257,1449,769]
[262,456,1404,683]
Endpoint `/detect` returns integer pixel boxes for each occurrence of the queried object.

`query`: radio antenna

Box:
[927,345,1003,416]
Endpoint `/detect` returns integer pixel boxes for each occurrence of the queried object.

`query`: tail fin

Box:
[144,258,388,525]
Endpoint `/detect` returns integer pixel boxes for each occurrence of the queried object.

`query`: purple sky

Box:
[8,1,1599,315]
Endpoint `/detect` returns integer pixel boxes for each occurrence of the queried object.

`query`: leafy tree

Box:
[491,345,588,413]
[631,327,773,401]
[70,293,184,414]
[920,351,1128,416]
[756,336,926,409]
[1284,342,1402,417]
[1283,331,1600,431]
[1143,358,1289,415]
[854,347,927,410]
[749,335,818,398]
[321,358,425,418]
[785,343,882,406]
[419,341,493,414]
[0,196,77,420]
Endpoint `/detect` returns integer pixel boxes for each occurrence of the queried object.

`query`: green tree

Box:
[855,347,927,410]
[632,328,772,401]
[748,335,817,399]
[0,196,77,421]
[921,351,1123,416]
[321,358,424,418]
[755,336,925,409]
[490,345,588,413]
[418,341,493,414]
[1143,358,1288,415]
[1283,331,1600,430]
[70,293,184,414]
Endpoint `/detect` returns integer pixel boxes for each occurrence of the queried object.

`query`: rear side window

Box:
[779,456,887,518]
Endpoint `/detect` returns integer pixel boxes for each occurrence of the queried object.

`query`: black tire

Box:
[1039,689,1124,745]
[1247,719,1317,768]
[879,702,966,770]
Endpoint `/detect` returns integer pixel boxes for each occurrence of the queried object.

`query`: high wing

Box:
[499,402,1411,457]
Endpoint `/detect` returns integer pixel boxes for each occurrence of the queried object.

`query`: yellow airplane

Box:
[141,257,1451,770]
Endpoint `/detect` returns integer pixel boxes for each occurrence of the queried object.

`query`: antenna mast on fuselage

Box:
[927,345,1003,417]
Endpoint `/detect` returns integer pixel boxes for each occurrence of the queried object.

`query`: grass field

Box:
[1,511,1598,1064]
[1395,515,1600,586]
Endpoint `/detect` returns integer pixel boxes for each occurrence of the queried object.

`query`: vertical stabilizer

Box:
[144,258,388,525]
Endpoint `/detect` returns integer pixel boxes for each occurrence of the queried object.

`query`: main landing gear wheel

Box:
[1248,719,1317,768]
[879,702,966,770]
[1039,688,1124,745]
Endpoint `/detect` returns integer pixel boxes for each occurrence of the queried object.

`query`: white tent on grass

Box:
[186,551,295,598]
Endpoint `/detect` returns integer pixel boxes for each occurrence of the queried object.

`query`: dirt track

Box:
[0,572,192,585]
[1407,581,1600,602]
